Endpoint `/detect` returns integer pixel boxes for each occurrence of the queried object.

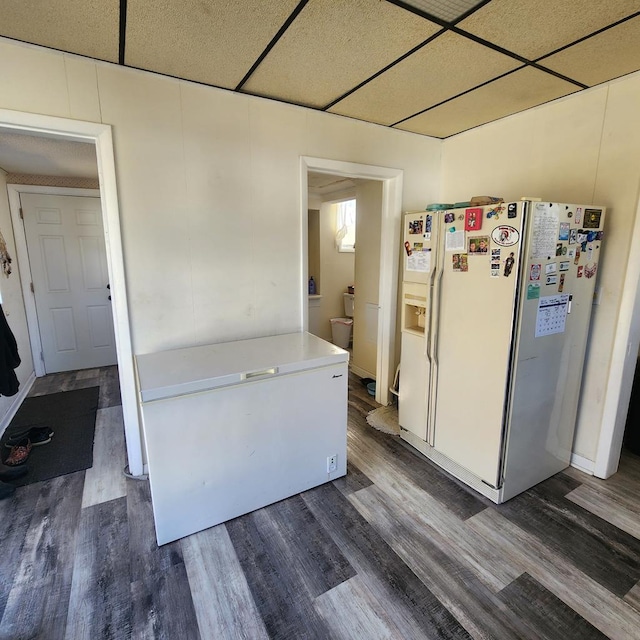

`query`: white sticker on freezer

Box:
[445,229,466,252]
[406,249,431,273]
[535,294,570,337]
[531,203,560,260]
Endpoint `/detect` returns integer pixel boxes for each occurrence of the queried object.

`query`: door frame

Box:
[0,108,142,477]
[8,186,105,377]
[594,192,640,477]
[300,157,403,406]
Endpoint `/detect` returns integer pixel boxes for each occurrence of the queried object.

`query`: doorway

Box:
[15,190,117,374]
[301,157,403,407]
[0,108,141,476]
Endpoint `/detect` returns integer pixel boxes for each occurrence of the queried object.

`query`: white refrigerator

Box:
[399,201,605,502]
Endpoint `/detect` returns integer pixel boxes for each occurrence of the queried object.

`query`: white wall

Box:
[442,72,640,464]
[0,38,441,441]
[352,181,383,377]
[0,169,34,416]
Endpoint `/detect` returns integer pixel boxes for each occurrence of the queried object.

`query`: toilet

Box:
[330,293,354,348]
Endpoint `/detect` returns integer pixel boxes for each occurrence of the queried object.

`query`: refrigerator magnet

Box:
[408,219,423,235]
[425,215,432,233]
[575,208,583,224]
[558,274,565,292]
[452,254,461,271]
[569,229,577,245]
[559,223,570,241]
[527,284,540,299]
[444,213,455,223]
[577,266,584,278]
[530,264,541,281]
[555,243,564,256]
[545,262,557,275]
[468,236,489,254]
[503,253,515,277]
[585,263,598,279]
[460,254,468,271]
[491,225,519,247]
[574,246,581,264]
[465,208,483,231]
[404,241,412,256]
[583,209,602,229]
[546,275,558,286]
[508,203,517,218]
[559,261,570,272]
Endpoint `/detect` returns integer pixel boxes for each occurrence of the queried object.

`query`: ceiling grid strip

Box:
[534,11,640,63]
[322,29,447,111]
[119,0,127,65]
[389,65,524,127]
[234,0,310,92]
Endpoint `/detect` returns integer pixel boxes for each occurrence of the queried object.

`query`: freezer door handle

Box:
[242,367,279,380]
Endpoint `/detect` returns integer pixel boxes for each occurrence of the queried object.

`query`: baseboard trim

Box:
[570,452,595,475]
[0,372,36,439]
[349,363,375,380]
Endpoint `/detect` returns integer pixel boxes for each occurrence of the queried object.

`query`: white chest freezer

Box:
[136,332,348,545]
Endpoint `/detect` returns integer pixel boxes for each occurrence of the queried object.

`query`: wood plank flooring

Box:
[1,367,640,639]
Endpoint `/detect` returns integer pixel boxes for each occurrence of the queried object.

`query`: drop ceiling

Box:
[1,0,640,139]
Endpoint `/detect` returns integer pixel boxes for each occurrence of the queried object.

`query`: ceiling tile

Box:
[329,31,520,125]
[396,66,579,137]
[540,16,640,87]
[241,0,441,108]
[125,0,300,89]
[402,0,487,22]
[458,0,640,60]
[0,0,119,62]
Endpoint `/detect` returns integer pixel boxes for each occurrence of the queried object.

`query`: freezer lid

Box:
[136,332,348,402]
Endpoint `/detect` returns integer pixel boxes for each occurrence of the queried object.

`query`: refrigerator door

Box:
[431,202,526,486]
[399,212,441,442]
[500,203,605,499]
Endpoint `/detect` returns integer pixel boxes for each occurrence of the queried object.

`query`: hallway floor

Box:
[0,368,639,639]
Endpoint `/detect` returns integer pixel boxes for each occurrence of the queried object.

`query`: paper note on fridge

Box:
[445,230,465,252]
[407,249,431,272]
[535,294,570,337]
[531,203,560,260]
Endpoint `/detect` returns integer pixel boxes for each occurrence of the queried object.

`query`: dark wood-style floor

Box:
[0,367,639,639]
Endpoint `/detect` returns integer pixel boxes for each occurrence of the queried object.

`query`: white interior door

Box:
[20,192,117,373]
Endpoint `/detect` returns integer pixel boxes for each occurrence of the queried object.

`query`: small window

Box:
[335,199,356,252]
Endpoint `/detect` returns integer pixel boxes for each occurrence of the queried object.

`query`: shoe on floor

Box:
[4,426,53,449]
[4,438,32,466]
[0,462,28,481]
[0,481,16,500]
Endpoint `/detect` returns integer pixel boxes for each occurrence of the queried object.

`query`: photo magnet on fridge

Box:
[468,236,489,254]
[408,219,423,234]
[444,212,455,223]
[464,208,483,231]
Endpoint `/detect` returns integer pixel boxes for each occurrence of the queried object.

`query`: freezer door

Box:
[402,211,436,284]
[500,203,606,499]
[431,202,526,486]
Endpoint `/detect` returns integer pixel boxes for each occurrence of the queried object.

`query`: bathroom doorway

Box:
[301,157,403,407]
